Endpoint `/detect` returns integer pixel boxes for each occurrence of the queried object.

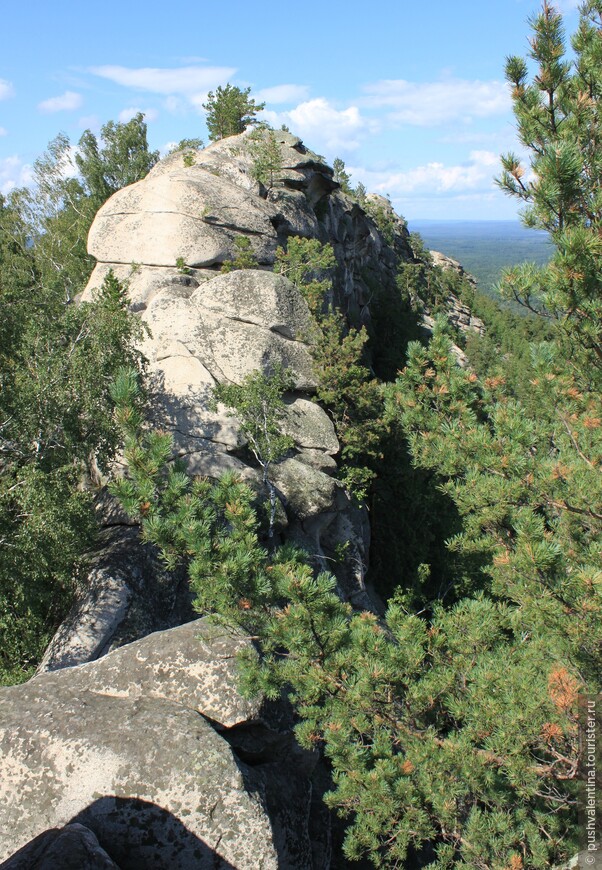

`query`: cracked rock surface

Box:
[1,619,325,869]
[60,130,406,667]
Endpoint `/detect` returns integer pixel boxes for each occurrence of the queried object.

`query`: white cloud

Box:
[88,65,236,95]
[118,106,159,123]
[0,127,6,137]
[0,79,14,101]
[361,78,511,126]
[161,140,178,157]
[0,156,34,195]
[354,150,501,198]
[255,84,310,105]
[439,129,508,145]
[38,91,83,113]
[264,98,376,153]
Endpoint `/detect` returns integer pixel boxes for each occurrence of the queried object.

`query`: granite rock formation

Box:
[1,620,327,869]
[48,130,416,669]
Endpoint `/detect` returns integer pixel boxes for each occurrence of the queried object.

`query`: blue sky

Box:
[0,0,581,221]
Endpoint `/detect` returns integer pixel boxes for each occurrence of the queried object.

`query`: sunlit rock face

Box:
[71,130,418,663]
[0,619,325,869]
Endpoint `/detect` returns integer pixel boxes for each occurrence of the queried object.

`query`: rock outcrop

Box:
[1,132,489,867]
[427,250,485,338]
[52,130,416,668]
[1,620,326,869]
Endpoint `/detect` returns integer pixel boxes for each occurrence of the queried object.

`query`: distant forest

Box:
[411,219,553,296]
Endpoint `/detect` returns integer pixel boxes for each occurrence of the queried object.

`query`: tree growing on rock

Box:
[213,367,294,539]
[109,368,297,626]
[275,236,387,499]
[249,126,283,192]
[203,84,265,141]
[220,235,258,273]
[76,112,159,206]
[332,157,353,194]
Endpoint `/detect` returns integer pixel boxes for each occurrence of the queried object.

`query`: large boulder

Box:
[141,270,317,391]
[1,620,326,869]
[88,169,279,269]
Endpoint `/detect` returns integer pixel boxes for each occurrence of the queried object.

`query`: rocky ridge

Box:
[45,129,414,671]
[1,130,487,868]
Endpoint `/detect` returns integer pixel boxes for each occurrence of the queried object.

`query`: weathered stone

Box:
[198,269,314,339]
[88,169,279,269]
[272,458,339,522]
[295,448,338,473]
[83,262,209,311]
[141,278,316,391]
[1,620,322,869]
[37,565,132,673]
[0,693,277,868]
[268,188,321,238]
[281,396,339,454]
[38,528,195,674]
[3,823,120,870]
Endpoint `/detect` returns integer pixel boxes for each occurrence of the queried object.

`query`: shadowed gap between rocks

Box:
[0,798,239,870]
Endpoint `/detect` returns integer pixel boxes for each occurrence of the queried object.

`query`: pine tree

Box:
[203,84,265,141]
[332,157,353,194]
[275,236,387,498]
[111,364,587,866]
[497,0,602,375]
[249,126,284,192]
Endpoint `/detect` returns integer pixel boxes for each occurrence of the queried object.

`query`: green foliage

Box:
[354,181,367,205]
[203,84,265,142]
[245,582,580,869]
[276,236,386,498]
[220,235,258,272]
[175,256,191,274]
[497,0,602,374]
[76,113,159,206]
[109,371,271,624]
[398,234,478,323]
[312,311,386,498]
[363,195,398,246]
[248,126,283,191]
[111,383,585,867]
[332,157,353,194]
[274,235,336,315]
[9,114,158,298]
[213,367,295,473]
[0,268,145,684]
[168,137,204,166]
[213,367,295,538]
[463,290,553,393]
[8,134,96,296]
[0,118,154,681]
